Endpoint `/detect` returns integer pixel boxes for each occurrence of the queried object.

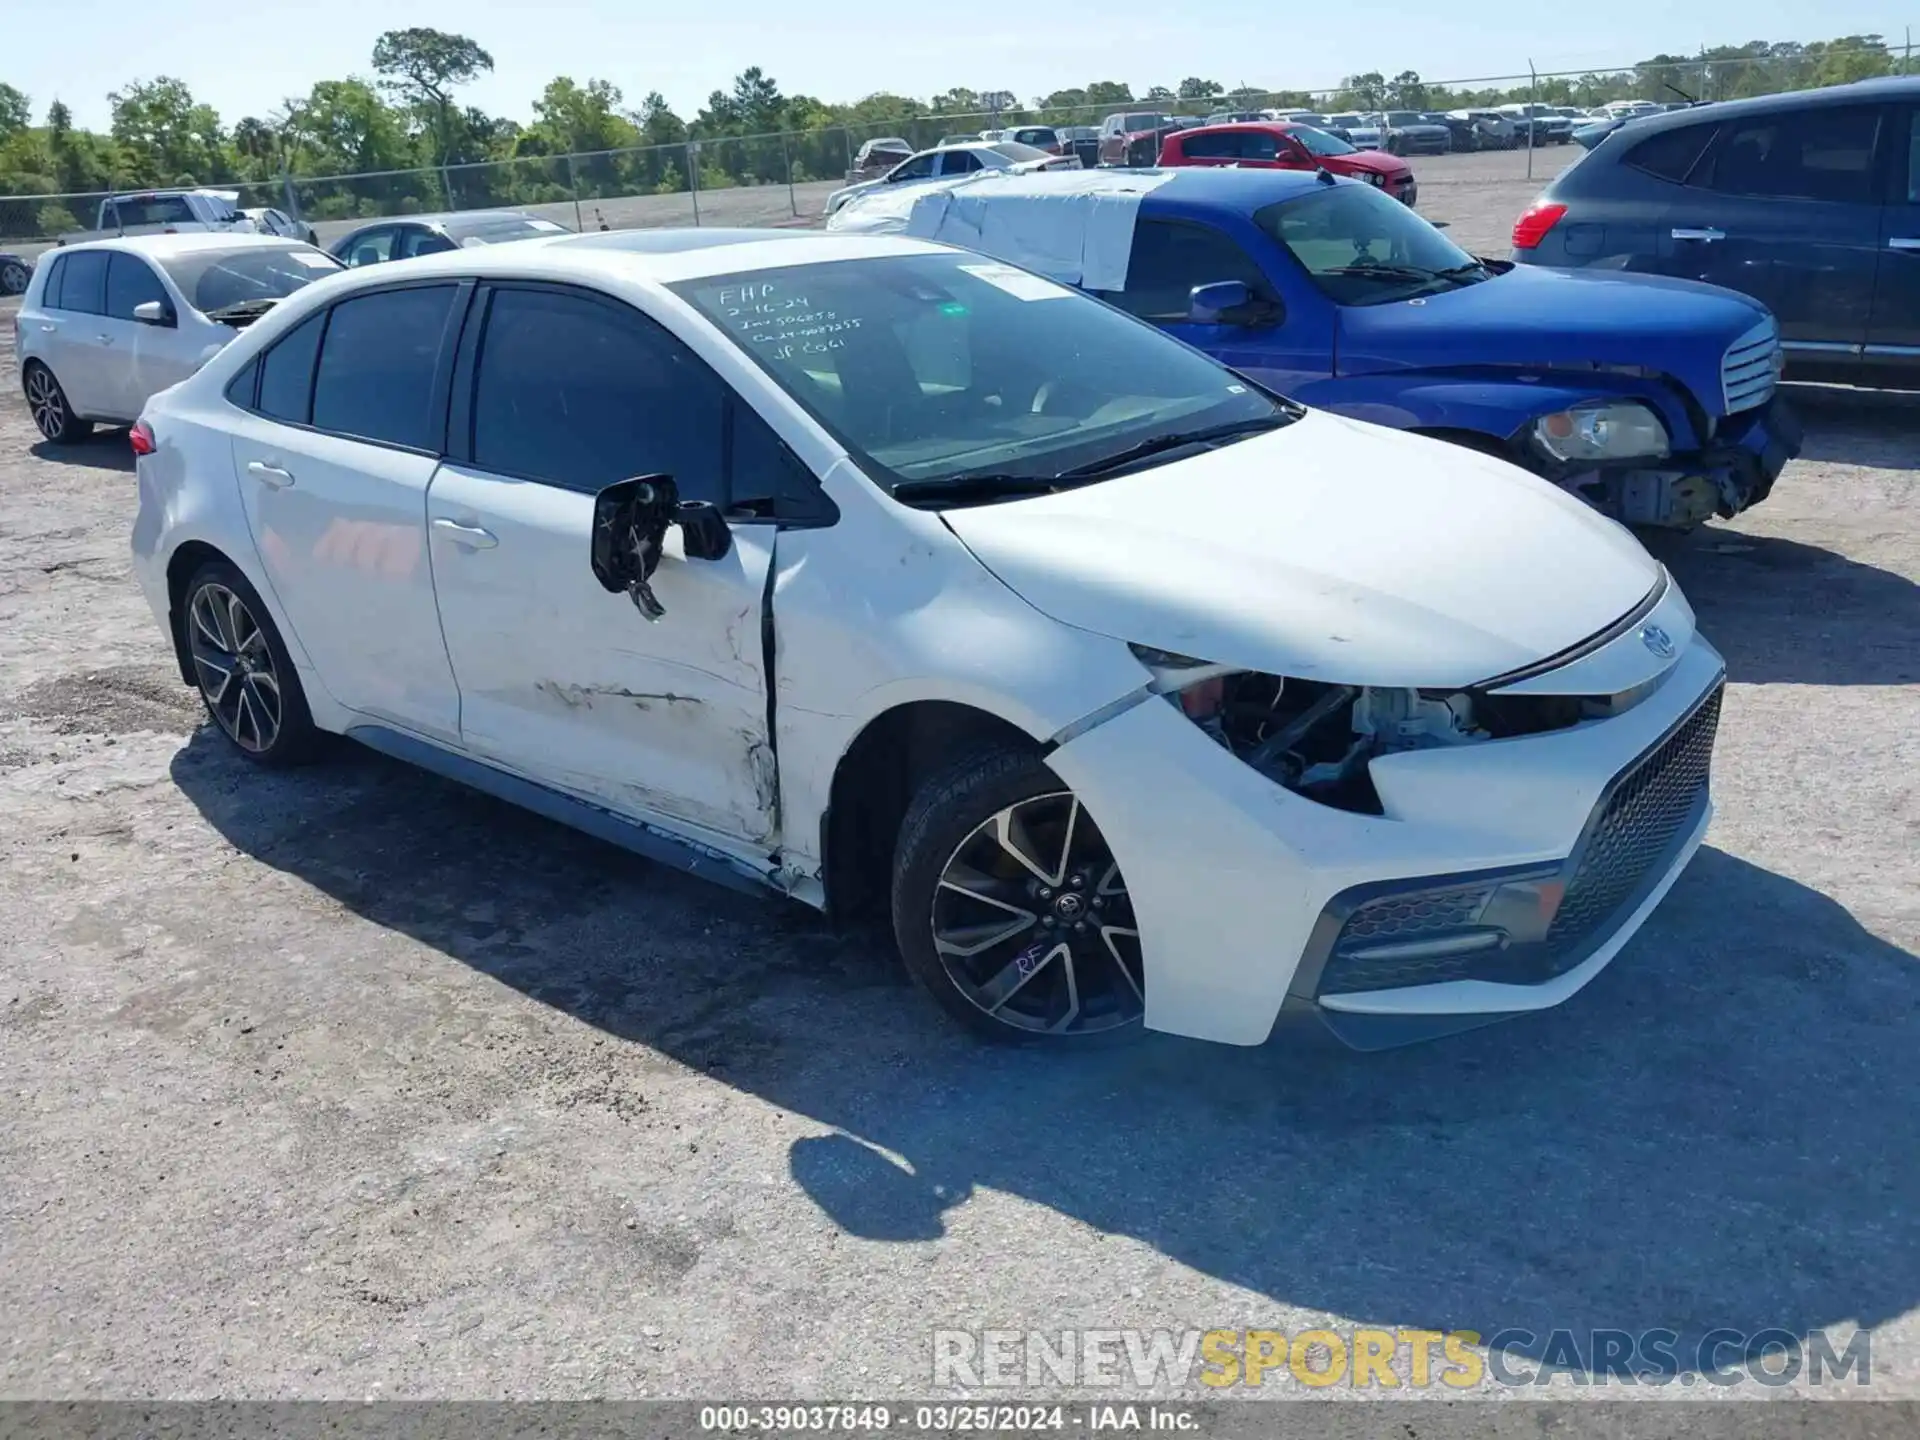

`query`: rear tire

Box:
[23,362,92,445]
[180,560,324,767]
[0,259,30,295]
[892,746,1145,1046]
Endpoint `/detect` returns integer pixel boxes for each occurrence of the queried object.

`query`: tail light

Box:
[1511,201,1568,249]
[129,420,156,457]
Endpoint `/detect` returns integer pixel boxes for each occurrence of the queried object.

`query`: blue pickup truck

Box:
[828,166,1802,530]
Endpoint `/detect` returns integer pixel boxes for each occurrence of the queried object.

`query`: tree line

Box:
[0,28,1908,238]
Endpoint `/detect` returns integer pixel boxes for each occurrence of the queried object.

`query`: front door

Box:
[1659,101,1887,353]
[1867,106,1920,362]
[227,282,467,740]
[1098,216,1333,395]
[426,282,779,849]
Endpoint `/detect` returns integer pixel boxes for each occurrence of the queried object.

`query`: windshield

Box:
[671,253,1289,497]
[161,243,342,313]
[1255,186,1483,306]
[1290,126,1357,157]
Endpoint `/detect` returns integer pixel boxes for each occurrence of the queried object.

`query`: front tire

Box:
[0,259,30,295]
[892,746,1144,1045]
[181,560,323,766]
[24,362,92,445]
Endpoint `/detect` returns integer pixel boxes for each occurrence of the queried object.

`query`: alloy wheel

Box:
[188,583,283,753]
[0,261,29,295]
[931,792,1143,1035]
[25,367,65,441]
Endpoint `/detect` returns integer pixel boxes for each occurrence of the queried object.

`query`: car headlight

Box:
[1530,401,1670,464]
[1361,170,1385,186]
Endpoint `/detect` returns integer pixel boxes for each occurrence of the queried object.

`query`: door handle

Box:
[38,322,56,332]
[245,460,295,489]
[1890,238,1920,252]
[97,333,115,345]
[1671,227,1725,242]
[431,517,498,549]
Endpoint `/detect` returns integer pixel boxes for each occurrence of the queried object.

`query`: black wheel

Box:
[23,362,92,445]
[892,747,1144,1045]
[0,258,30,295]
[181,560,323,766]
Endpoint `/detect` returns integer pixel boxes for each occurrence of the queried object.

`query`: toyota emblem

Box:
[1641,624,1675,659]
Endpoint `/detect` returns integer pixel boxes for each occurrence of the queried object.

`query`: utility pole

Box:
[1526,60,1537,181]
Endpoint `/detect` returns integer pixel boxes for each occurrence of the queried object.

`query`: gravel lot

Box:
[1,167,1916,1403]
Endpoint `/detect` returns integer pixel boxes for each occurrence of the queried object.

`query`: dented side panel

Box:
[425,463,781,848]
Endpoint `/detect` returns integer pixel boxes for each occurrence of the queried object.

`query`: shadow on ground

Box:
[1781,383,1920,470]
[172,729,1919,1383]
[1651,528,1919,686]
[30,428,134,473]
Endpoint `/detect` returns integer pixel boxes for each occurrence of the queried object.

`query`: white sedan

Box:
[129,230,1724,1050]
[16,233,344,445]
[824,141,1079,216]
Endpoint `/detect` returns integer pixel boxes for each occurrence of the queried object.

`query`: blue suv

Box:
[1512,77,1920,387]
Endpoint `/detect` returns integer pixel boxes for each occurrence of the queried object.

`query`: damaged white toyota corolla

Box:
[130,229,1724,1050]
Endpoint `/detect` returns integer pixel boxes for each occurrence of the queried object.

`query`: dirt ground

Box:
[1,174,1917,1402]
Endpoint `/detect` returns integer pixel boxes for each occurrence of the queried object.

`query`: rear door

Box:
[426,283,783,847]
[226,281,468,741]
[1660,102,1888,353]
[40,250,117,418]
[1867,105,1920,360]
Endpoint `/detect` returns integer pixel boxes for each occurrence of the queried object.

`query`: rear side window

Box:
[256,311,327,423]
[1181,132,1242,159]
[54,251,108,314]
[1907,111,1920,203]
[105,254,169,321]
[469,286,726,504]
[310,285,459,450]
[1623,123,1717,183]
[1696,105,1884,204]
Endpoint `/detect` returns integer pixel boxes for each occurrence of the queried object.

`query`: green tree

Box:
[0,82,30,138]
[108,77,227,185]
[372,27,493,167]
[1386,71,1429,109]
[1176,77,1222,101]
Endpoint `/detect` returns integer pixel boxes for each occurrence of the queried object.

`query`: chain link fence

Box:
[4,42,1914,259]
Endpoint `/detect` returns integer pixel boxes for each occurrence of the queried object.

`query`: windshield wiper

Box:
[890,473,1064,503]
[1053,414,1294,481]
[204,298,282,327]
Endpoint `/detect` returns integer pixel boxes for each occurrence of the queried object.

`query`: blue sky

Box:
[18,0,1918,129]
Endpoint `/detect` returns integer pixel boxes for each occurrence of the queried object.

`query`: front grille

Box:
[1545,683,1721,954]
[1722,317,1780,415]
[1313,683,1722,997]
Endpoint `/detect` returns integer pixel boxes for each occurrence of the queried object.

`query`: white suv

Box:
[17,233,343,444]
[129,229,1724,1050]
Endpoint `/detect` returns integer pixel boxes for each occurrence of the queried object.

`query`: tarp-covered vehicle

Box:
[828,167,1801,530]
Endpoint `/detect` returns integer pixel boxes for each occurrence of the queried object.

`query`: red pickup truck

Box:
[1157,121,1417,206]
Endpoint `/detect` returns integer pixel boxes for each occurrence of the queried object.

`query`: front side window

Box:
[1181,132,1242,160]
[470,287,726,504]
[942,151,983,175]
[671,253,1289,496]
[402,228,459,258]
[889,154,937,182]
[311,285,458,450]
[105,253,170,321]
[1256,185,1483,306]
[54,251,108,314]
[161,244,342,317]
[340,229,395,267]
[1908,111,1920,203]
[1113,219,1274,321]
[1697,106,1883,204]
[1240,131,1284,162]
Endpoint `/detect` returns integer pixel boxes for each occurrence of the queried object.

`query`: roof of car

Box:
[1589,74,1920,138]
[52,232,313,259]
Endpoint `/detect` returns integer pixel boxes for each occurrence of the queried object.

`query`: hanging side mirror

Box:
[590,475,733,622]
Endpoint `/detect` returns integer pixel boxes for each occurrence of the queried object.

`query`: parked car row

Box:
[825,141,1082,217]
[115,223,1736,1055]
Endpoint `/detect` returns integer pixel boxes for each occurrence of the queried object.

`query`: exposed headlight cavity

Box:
[1531,401,1670,464]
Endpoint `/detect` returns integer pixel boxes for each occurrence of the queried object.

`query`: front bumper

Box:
[1047,628,1726,1047]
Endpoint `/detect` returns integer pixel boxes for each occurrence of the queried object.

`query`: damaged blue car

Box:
[828,166,1801,530]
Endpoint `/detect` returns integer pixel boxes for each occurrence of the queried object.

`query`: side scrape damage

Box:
[535,680,703,712]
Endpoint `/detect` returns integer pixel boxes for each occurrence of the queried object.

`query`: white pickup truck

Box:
[58,188,264,245]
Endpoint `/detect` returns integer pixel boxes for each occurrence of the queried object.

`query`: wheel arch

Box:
[164,540,237,685]
[820,698,1043,925]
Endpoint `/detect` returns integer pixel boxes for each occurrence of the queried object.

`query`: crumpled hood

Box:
[939,410,1660,689]
[1339,264,1772,417]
